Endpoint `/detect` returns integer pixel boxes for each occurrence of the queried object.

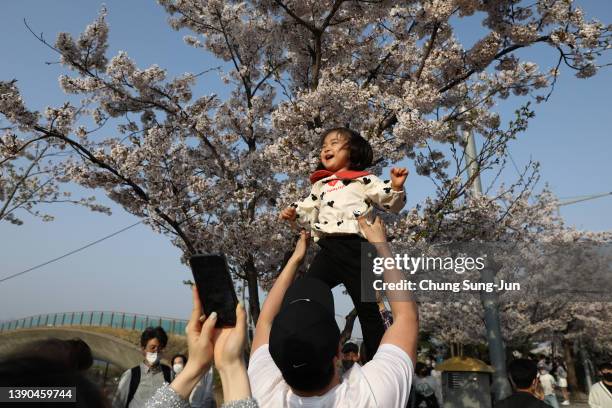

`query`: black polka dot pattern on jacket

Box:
[292,174,405,236]
[290,203,298,208]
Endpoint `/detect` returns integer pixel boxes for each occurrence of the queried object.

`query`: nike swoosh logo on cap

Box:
[292,362,307,368]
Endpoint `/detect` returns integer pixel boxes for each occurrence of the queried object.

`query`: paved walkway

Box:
[565,402,588,407]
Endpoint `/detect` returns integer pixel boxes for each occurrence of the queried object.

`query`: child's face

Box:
[320,131,350,172]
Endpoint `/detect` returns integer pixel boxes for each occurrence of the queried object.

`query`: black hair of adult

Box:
[283,360,336,393]
[599,362,612,371]
[0,356,107,407]
[342,342,359,354]
[18,338,93,371]
[508,359,538,389]
[415,362,429,377]
[172,353,188,365]
[316,127,373,171]
[67,338,94,370]
[140,326,168,349]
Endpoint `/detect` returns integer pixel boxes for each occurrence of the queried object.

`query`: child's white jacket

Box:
[291,170,406,239]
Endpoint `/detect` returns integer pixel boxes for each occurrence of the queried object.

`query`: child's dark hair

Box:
[317,127,373,171]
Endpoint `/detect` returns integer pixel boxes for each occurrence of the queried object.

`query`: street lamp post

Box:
[463,129,512,401]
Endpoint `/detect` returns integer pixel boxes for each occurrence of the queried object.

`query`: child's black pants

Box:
[304,235,384,361]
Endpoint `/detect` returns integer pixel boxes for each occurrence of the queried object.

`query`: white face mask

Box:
[145,352,160,365]
[173,363,184,374]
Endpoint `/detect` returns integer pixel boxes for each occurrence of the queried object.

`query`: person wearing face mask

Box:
[339,342,360,376]
[497,359,549,408]
[589,362,612,408]
[171,354,216,408]
[171,354,188,380]
[538,367,560,408]
[112,326,172,408]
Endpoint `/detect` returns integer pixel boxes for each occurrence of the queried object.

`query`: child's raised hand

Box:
[279,206,297,221]
[390,167,409,190]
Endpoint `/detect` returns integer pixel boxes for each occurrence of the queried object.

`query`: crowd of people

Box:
[0,218,611,407]
[0,217,419,407]
[0,127,610,407]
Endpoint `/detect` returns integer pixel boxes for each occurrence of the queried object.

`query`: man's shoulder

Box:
[497,392,549,408]
[247,345,287,404]
[119,367,134,379]
[357,344,413,407]
[367,343,413,366]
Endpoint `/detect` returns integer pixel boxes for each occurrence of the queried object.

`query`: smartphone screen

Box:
[189,254,238,328]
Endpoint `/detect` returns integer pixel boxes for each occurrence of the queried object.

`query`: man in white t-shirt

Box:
[248,217,418,407]
[538,368,559,408]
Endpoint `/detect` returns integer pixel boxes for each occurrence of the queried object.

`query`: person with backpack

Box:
[412,362,441,408]
[112,326,172,408]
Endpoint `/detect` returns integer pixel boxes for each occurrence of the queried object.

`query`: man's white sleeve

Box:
[361,344,413,408]
[588,383,605,408]
[247,345,284,405]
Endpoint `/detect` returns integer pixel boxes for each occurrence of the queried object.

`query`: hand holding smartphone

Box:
[188,254,238,328]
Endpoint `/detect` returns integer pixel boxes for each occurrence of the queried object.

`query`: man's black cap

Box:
[269,278,341,384]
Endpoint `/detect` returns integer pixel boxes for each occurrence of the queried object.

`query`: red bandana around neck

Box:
[309,169,370,184]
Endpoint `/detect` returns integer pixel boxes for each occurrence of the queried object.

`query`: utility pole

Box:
[463,129,512,401]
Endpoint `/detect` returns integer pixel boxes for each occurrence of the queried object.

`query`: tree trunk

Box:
[563,339,579,392]
[245,255,261,325]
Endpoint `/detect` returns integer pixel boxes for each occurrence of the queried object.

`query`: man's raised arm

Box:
[250,231,310,355]
[358,217,419,363]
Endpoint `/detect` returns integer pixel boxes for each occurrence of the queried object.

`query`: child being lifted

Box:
[280,127,408,360]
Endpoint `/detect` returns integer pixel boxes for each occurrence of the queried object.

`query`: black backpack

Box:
[126,364,171,407]
[413,381,440,408]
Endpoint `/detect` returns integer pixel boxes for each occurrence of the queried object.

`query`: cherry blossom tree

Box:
[0,0,609,326]
[404,187,612,391]
[0,81,109,224]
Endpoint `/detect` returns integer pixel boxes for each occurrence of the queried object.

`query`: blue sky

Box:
[1,1,610,340]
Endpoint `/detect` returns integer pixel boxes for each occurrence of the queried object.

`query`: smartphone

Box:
[188,254,238,328]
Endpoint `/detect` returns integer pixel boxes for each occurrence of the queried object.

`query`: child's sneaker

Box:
[561,401,570,406]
